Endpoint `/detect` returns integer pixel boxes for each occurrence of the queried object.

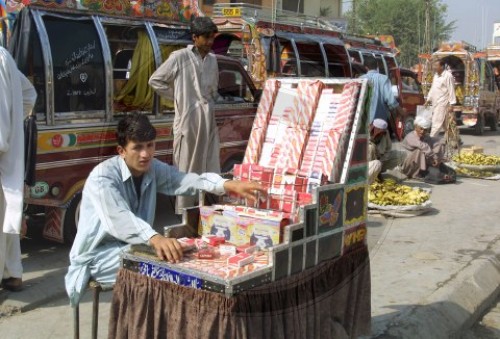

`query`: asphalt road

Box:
[0,125,499,338]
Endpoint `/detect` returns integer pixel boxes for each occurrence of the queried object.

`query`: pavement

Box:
[0,128,500,338]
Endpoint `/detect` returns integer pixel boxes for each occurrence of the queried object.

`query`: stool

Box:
[73,280,114,339]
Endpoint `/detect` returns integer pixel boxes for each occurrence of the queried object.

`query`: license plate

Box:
[222,7,241,16]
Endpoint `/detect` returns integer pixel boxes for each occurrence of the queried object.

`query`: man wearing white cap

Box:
[400,116,445,179]
[368,118,404,183]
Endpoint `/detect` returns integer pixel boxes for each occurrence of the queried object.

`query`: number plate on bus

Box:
[222,7,241,16]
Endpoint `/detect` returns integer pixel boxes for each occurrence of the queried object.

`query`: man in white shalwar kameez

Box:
[0,46,37,291]
[425,59,457,138]
[149,17,220,214]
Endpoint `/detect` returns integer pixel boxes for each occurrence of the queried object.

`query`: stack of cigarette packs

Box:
[124,78,369,297]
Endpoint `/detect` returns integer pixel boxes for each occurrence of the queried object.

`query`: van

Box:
[9,3,259,243]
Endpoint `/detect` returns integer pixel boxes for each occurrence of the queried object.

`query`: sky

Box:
[442,0,499,49]
[341,0,499,49]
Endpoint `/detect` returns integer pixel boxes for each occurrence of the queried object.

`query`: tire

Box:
[63,193,82,244]
[474,114,484,136]
[490,112,499,131]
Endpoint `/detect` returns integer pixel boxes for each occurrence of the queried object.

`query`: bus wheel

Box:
[474,115,484,136]
[63,193,82,244]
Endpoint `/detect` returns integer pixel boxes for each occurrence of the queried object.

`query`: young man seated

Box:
[65,113,264,306]
[400,116,445,179]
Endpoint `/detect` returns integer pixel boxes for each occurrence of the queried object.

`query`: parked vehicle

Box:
[211,3,423,139]
[8,2,259,243]
[420,42,500,135]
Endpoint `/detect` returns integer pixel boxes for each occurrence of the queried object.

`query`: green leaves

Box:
[346,0,456,67]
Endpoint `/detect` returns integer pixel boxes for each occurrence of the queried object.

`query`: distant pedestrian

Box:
[425,59,457,138]
[360,56,405,124]
[0,46,37,292]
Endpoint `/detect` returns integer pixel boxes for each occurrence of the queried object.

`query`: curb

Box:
[374,238,500,338]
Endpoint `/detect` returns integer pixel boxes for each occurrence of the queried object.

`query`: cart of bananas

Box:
[369,179,431,207]
[452,153,500,178]
[452,153,500,167]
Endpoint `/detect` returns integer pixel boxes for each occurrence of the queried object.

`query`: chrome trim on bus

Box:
[93,16,114,121]
[145,22,162,117]
[32,10,54,125]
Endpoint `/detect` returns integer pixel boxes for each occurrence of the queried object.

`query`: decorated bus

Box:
[5,0,261,243]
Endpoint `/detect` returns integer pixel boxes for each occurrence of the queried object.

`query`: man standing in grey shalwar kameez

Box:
[401,116,445,179]
[149,17,220,214]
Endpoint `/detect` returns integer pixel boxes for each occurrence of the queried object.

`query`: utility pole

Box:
[423,0,431,54]
[351,0,357,33]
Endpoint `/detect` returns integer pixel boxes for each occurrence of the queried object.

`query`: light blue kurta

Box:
[65,156,226,306]
[361,70,400,123]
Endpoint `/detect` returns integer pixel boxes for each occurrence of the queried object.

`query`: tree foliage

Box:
[345,0,455,67]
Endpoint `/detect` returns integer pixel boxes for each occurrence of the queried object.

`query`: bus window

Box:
[348,49,362,64]
[295,42,325,77]
[16,23,46,122]
[384,55,398,71]
[374,55,387,74]
[103,24,155,114]
[483,61,495,92]
[213,34,248,67]
[324,44,349,77]
[153,26,190,113]
[217,62,253,103]
[43,16,105,120]
[279,40,298,77]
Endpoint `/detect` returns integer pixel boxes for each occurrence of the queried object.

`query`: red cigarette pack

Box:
[227,253,255,267]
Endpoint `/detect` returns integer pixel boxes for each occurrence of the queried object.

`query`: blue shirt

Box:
[65,156,227,306]
[361,70,399,122]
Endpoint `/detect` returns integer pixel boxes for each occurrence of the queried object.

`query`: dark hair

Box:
[364,56,378,70]
[190,17,218,36]
[434,59,446,67]
[116,113,156,147]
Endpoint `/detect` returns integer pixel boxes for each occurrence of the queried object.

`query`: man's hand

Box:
[223,180,267,203]
[149,235,183,263]
[447,105,454,114]
[424,101,431,108]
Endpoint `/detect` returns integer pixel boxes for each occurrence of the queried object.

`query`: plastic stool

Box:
[73,280,114,339]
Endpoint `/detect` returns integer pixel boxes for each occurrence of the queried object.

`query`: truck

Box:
[5,0,260,243]
[420,42,500,135]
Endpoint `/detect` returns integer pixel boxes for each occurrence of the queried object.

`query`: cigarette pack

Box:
[197,247,215,259]
[236,244,258,254]
[227,253,255,267]
[219,244,237,256]
[202,235,226,247]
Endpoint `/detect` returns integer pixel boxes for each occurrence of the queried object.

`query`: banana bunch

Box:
[455,167,496,178]
[369,179,430,206]
[452,153,500,166]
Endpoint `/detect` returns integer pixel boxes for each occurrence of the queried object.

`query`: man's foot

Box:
[1,278,23,292]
